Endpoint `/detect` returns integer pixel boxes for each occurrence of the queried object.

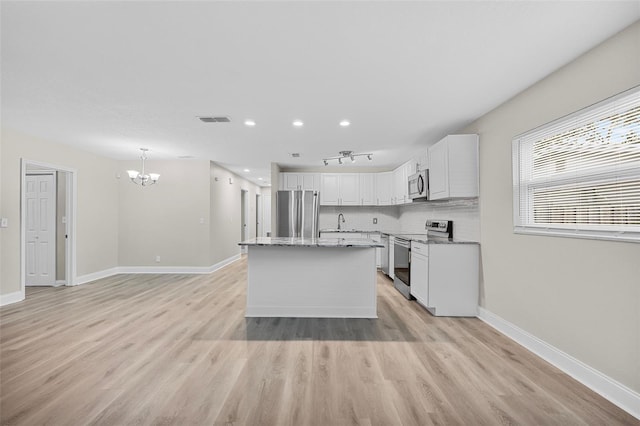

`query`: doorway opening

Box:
[240,189,249,254]
[21,160,76,298]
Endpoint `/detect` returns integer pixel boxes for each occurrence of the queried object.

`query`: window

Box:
[512,86,640,242]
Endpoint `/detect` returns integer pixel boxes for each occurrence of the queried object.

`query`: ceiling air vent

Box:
[198,116,231,123]
[291,153,301,158]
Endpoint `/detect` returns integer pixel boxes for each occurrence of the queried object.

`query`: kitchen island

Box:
[238,237,383,318]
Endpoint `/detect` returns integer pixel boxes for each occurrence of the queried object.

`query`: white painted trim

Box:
[0,291,25,307]
[478,307,640,420]
[118,254,242,275]
[74,267,120,286]
[73,254,242,285]
[207,253,242,273]
[246,306,377,318]
[55,280,66,287]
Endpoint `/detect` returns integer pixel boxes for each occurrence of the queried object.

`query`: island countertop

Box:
[239,237,384,248]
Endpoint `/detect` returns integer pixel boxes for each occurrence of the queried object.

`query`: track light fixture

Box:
[322,150,373,166]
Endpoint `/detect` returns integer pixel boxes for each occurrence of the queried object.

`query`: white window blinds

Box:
[512,86,640,242]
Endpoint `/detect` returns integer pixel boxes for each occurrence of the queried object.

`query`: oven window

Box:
[394,241,410,285]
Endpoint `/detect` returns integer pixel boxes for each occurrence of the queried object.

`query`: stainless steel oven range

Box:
[393,236,412,299]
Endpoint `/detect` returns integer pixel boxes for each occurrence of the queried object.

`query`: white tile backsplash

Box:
[319,206,400,232]
[319,199,479,241]
[398,199,480,241]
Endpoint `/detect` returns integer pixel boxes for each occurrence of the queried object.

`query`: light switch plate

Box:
[0,218,8,228]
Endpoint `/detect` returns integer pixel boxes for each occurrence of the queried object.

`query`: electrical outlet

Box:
[373,218,377,225]
[0,218,8,228]
[155,255,161,263]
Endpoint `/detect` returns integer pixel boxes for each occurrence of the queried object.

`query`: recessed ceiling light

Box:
[244,169,250,172]
[244,119,256,127]
[339,120,350,127]
[258,177,263,181]
[292,120,304,127]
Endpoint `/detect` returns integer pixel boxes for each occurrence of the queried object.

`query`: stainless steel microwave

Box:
[408,170,429,200]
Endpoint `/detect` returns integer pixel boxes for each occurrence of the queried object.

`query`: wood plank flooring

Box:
[1,257,637,425]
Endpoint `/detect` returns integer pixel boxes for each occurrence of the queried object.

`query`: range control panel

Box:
[425,220,453,239]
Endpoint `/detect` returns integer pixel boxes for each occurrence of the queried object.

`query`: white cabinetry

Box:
[409,241,428,305]
[428,134,478,200]
[388,236,395,279]
[279,173,320,191]
[320,174,340,205]
[359,173,376,206]
[392,167,403,205]
[411,242,479,317]
[367,232,382,267]
[392,161,414,205]
[320,174,360,206]
[375,172,392,205]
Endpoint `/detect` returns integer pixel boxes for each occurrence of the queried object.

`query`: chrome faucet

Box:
[337,213,345,230]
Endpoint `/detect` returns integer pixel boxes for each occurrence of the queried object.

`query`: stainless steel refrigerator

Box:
[276,190,320,238]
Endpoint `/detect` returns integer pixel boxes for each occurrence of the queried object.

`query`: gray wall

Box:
[0,130,262,295]
[118,159,212,267]
[1,129,120,294]
[461,21,640,392]
[209,162,262,266]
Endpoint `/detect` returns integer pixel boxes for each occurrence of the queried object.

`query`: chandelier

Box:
[127,148,160,186]
[323,150,372,166]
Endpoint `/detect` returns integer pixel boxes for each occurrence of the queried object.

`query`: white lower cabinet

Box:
[410,241,479,317]
[388,236,395,279]
[409,242,429,306]
[367,233,382,267]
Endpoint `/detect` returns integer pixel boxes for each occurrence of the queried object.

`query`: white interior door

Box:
[26,173,56,286]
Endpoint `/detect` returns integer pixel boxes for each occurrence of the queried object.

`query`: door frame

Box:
[20,159,77,297]
[240,189,249,254]
[255,193,262,238]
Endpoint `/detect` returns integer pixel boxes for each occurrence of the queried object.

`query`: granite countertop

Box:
[239,237,384,248]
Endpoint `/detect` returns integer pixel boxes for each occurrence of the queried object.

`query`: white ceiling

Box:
[2,2,639,187]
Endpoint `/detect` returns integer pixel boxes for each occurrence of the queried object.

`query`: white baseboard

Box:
[118,254,242,275]
[246,305,377,318]
[72,254,241,284]
[74,267,120,286]
[206,254,242,273]
[55,280,67,287]
[0,290,25,307]
[478,307,640,420]
[1,255,242,307]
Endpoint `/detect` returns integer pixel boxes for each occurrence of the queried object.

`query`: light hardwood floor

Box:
[1,257,637,425]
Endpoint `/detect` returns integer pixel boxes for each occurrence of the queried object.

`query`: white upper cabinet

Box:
[428,134,479,200]
[359,173,376,206]
[415,153,428,172]
[391,161,414,205]
[320,173,359,206]
[375,172,393,205]
[320,174,340,205]
[279,173,320,191]
[338,174,360,205]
